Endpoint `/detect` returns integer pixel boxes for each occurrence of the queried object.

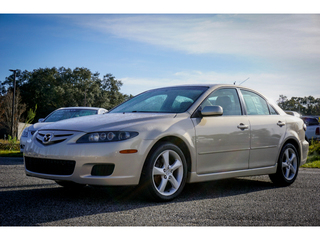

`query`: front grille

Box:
[25,157,75,175]
[36,130,74,146]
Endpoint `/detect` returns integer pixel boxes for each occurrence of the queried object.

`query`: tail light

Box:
[316,127,320,135]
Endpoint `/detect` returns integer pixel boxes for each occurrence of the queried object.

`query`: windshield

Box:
[110,86,209,113]
[45,109,98,122]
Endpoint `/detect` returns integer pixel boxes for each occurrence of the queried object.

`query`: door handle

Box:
[237,123,249,130]
[277,121,286,127]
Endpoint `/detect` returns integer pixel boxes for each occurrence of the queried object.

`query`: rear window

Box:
[302,117,319,126]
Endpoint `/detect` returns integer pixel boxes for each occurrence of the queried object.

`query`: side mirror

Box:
[38,118,45,123]
[201,105,223,117]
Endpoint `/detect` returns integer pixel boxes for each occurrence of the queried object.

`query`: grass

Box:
[0,150,23,157]
[301,150,320,168]
[0,139,22,157]
[301,139,320,168]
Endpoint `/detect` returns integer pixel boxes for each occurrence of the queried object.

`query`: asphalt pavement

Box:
[1,156,320,226]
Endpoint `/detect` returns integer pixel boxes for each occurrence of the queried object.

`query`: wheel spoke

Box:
[158,177,168,193]
[169,175,180,189]
[285,168,290,178]
[284,149,290,161]
[289,153,297,165]
[170,159,182,172]
[161,150,170,169]
[290,165,297,175]
[153,166,165,176]
[282,161,289,168]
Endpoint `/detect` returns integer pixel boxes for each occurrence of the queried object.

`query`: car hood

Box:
[28,122,52,132]
[37,113,178,132]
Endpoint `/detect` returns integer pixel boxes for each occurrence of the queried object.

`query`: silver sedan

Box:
[24,84,309,201]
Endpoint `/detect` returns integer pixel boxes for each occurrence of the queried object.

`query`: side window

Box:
[240,90,270,115]
[268,105,278,115]
[201,88,242,116]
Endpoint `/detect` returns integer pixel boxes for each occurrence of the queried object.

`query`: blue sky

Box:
[1,11,320,102]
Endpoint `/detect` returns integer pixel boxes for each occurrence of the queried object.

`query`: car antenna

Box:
[239,77,249,85]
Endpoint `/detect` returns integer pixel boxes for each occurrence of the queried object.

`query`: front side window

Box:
[240,90,270,115]
[200,88,242,116]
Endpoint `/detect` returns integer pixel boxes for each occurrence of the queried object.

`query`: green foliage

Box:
[1,67,129,123]
[25,104,37,124]
[277,94,320,115]
[18,104,37,139]
[0,136,20,151]
[302,140,320,168]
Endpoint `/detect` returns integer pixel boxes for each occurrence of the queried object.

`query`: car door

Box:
[192,88,250,174]
[239,89,286,168]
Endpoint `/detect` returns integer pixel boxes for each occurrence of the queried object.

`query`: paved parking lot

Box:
[1,157,320,226]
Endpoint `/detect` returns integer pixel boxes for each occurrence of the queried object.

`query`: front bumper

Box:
[300,139,309,166]
[24,132,152,186]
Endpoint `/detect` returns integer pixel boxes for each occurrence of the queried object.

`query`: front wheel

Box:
[269,143,299,186]
[140,142,187,201]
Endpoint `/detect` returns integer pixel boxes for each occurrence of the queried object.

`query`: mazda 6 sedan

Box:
[24,84,309,201]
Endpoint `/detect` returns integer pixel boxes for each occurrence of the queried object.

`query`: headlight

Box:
[21,128,29,138]
[76,131,139,143]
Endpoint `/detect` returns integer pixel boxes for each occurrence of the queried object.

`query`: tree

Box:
[100,74,127,109]
[277,95,320,116]
[0,89,26,138]
[1,67,131,123]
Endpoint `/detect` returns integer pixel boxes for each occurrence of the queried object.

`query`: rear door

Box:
[239,89,286,168]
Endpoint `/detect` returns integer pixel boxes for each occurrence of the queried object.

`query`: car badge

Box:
[42,133,53,144]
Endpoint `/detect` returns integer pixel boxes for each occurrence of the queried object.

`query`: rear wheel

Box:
[269,143,299,186]
[140,142,187,201]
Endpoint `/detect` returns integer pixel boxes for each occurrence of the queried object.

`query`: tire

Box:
[55,180,86,188]
[140,142,187,201]
[269,143,299,186]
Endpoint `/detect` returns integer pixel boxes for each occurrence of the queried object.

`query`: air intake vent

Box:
[25,157,75,175]
[91,164,115,176]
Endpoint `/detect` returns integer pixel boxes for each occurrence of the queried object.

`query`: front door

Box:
[192,88,250,174]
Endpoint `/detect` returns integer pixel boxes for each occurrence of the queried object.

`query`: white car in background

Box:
[20,107,107,152]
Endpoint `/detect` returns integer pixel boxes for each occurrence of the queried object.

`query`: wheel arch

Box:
[145,136,192,173]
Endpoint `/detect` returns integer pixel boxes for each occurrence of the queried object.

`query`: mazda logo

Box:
[42,133,53,144]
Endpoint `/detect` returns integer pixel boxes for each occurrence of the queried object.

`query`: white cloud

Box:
[120,70,320,102]
[80,14,320,59]
[69,14,320,100]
